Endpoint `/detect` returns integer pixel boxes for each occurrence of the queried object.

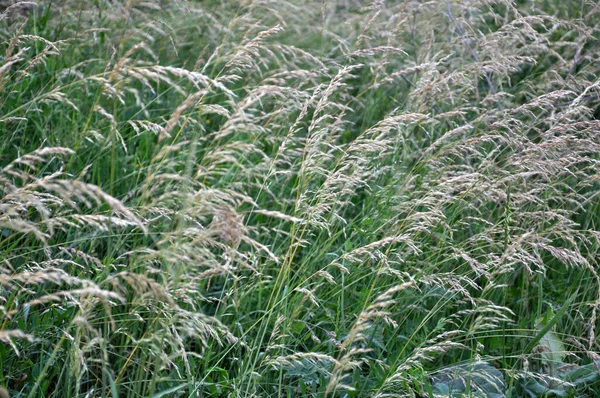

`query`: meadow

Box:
[0,0,599,396]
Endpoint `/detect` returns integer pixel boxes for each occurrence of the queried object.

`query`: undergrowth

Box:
[0,0,599,397]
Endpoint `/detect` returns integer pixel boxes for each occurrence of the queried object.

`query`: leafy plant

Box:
[0,0,599,397]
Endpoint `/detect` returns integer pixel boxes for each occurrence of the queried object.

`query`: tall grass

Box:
[0,0,599,397]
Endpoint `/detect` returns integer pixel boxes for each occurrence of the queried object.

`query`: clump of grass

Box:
[0,0,599,397]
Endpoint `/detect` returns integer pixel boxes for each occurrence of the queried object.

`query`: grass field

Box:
[1,0,599,397]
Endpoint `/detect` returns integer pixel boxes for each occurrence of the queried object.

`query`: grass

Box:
[0,0,599,397]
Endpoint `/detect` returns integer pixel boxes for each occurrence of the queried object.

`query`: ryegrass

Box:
[0,0,599,397]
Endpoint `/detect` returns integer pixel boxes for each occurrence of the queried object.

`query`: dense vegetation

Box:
[0,0,599,396]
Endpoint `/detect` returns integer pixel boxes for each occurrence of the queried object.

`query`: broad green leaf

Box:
[524,292,577,361]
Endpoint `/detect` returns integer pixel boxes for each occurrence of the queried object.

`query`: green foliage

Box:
[0,0,599,397]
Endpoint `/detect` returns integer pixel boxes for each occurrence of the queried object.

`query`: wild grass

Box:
[0,0,599,397]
